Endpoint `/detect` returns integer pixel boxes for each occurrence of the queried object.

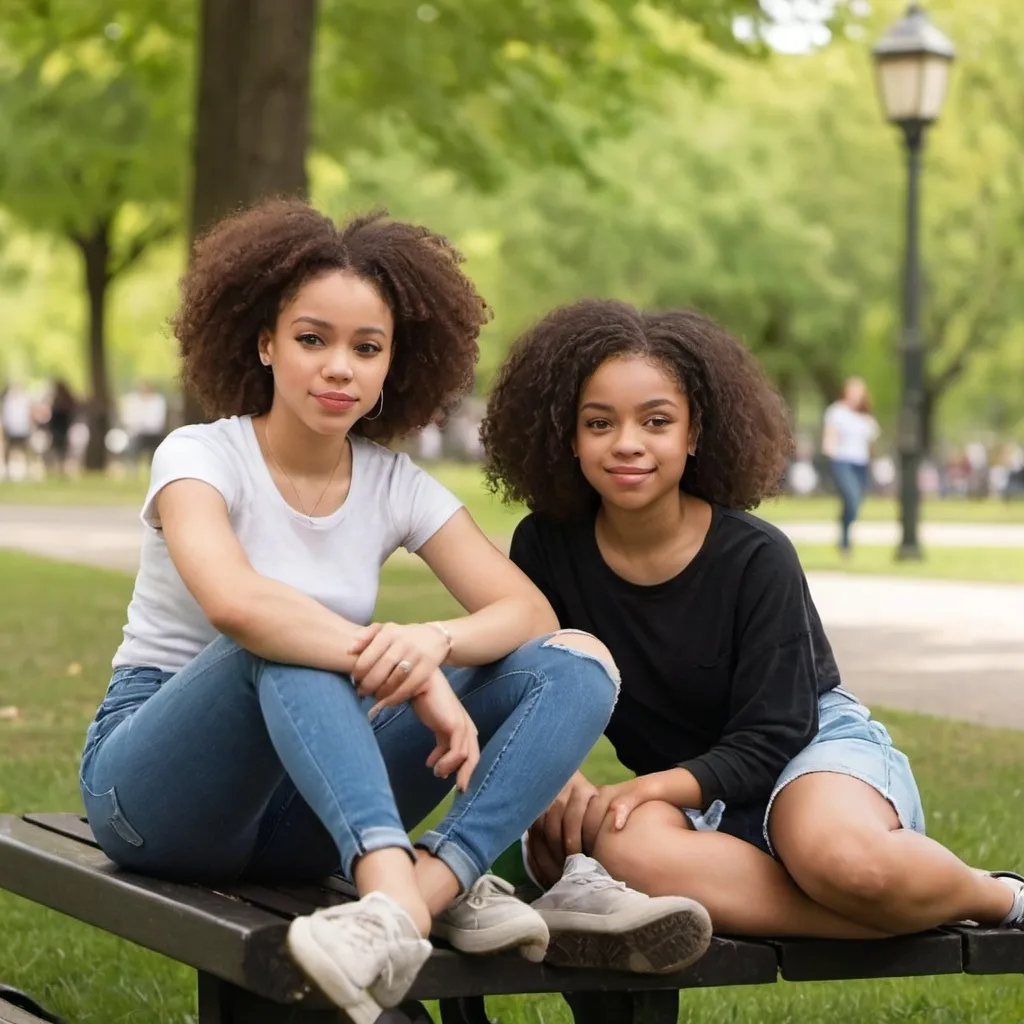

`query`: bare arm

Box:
[821,421,838,459]
[350,508,559,706]
[415,507,558,665]
[157,479,366,673]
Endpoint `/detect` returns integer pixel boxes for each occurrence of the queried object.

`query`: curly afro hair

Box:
[482,299,793,521]
[174,199,490,442]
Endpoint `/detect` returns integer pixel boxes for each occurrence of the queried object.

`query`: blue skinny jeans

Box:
[79,633,617,892]
[830,459,869,551]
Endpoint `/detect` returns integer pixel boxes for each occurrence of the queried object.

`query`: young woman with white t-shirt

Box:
[76,202,713,1023]
[822,377,880,553]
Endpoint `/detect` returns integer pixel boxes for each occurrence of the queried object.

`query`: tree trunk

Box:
[183,0,317,424]
[921,387,936,460]
[74,224,112,472]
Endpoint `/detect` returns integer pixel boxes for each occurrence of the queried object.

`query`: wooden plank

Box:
[0,987,62,1024]
[407,935,778,1000]
[0,815,325,1007]
[952,926,1024,975]
[23,815,359,923]
[0,1002,52,1024]
[13,816,779,993]
[769,930,962,981]
[224,882,349,919]
[23,814,96,848]
[325,874,358,899]
[24,816,356,921]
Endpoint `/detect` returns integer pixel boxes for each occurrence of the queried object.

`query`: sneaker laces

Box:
[316,901,406,988]
[571,872,630,894]
[464,874,516,909]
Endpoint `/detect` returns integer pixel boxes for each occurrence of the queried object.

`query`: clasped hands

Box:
[528,771,666,887]
[348,621,479,793]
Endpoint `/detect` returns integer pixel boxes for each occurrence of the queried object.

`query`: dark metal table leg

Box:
[563,989,679,1024]
[439,995,495,1024]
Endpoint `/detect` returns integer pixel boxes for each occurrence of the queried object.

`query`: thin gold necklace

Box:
[263,421,347,521]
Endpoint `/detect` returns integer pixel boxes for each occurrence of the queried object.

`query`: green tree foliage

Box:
[2,0,1023,449]
[314,0,767,187]
[0,1,192,466]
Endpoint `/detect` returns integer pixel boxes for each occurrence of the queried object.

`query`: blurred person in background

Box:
[964,441,989,499]
[46,379,78,477]
[822,377,879,555]
[123,380,168,471]
[1,379,34,480]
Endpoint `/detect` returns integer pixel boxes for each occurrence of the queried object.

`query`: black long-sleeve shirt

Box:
[509,506,841,808]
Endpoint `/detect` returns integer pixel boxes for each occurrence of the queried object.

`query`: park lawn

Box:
[757,494,1024,525]
[1,551,1022,1023]
[795,544,1024,583]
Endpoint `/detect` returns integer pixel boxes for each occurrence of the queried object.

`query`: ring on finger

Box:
[396,659,414,674]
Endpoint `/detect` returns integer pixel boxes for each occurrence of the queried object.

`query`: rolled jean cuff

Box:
[415,829,482,893]
[343,826,417,880]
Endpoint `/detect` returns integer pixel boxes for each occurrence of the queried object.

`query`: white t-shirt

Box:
[112,415,463,670]
[824,403,880,466]
[2,389,32,438]
[123,391,168,435]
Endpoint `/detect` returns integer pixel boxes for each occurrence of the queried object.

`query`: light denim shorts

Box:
[685,686,926,857]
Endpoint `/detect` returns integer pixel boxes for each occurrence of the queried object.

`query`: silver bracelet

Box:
[427,621,453,659]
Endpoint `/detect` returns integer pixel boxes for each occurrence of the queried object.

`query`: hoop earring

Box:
[363,391,384,421]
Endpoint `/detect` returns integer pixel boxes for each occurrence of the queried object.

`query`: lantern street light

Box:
[872,4,954,560]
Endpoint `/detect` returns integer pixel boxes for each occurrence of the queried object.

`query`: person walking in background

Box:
[46,379,78,477]
[822,377,879,555]
[1,380,34,481]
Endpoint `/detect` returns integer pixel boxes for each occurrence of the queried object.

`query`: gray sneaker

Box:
[432,874,549,962]
[531,854,713,974]
[287,891,432,1022]
[993,871,1024,928]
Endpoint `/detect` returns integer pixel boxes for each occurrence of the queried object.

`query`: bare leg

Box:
[354,848,432,935]
[589,800,887,938]
[769,773,1014,933]
[413,849,461,915]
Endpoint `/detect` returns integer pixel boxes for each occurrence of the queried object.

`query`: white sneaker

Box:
[532,854,713,974]
[287,891,432,1023]
[432,874,550,962]
[993,871,1024,928]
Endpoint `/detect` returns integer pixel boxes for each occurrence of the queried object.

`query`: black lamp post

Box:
[872,4,954,560]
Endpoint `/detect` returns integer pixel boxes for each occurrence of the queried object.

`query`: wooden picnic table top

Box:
[0,812,1020,1013]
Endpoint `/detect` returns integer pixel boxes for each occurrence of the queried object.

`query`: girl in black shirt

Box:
[482,301,1023,938]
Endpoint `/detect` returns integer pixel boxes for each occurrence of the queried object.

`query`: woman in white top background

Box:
[76,200,636,1023]
[822,377,880,554]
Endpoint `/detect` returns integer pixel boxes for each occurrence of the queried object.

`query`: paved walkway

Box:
[3,505,1023,730]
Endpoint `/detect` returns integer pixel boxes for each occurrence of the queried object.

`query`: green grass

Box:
[757,494,1024,525]
[1,551,1022,1022]
[794,544,1024,584]
[0,473,149,506]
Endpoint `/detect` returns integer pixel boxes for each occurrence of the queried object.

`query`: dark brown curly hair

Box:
[482,299,793,521]
[174,199,490,442]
